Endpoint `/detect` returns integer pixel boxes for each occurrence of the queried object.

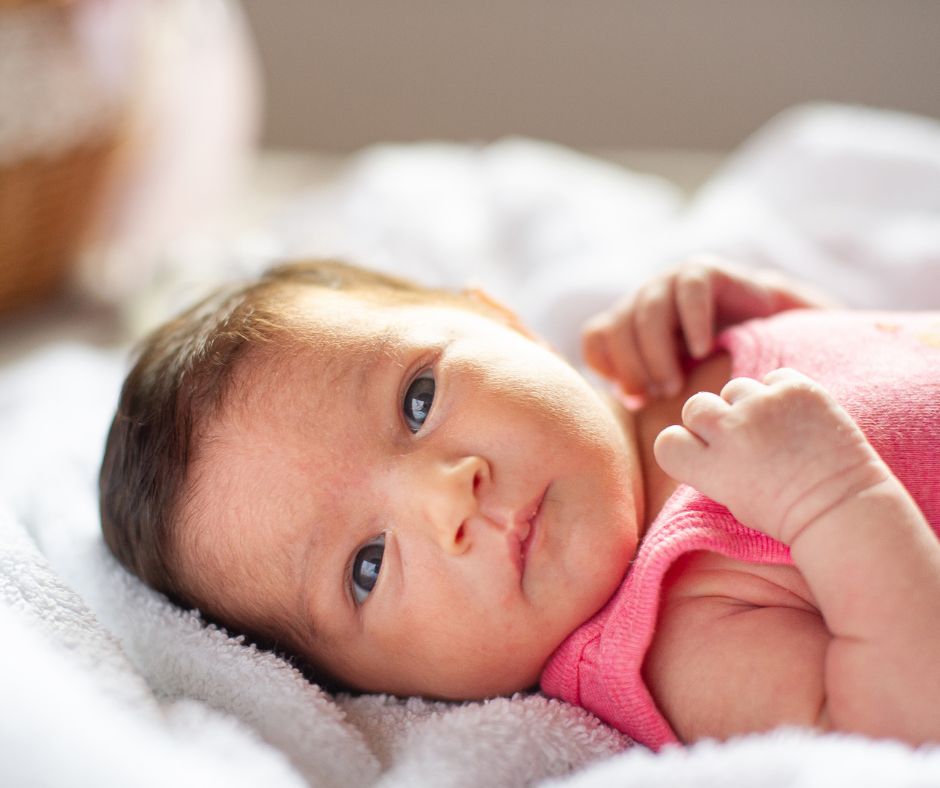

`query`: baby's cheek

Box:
[556,531,630,624]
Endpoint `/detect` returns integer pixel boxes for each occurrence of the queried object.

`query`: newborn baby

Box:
[100,257,940,748]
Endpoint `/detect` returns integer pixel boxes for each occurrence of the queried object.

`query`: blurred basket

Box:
[0,137,119,313]
[0,0,127,314]
[1,0,261,314]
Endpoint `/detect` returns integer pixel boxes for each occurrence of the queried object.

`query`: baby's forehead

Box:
[243,287,399,365]
[219,283,511,425]
[219,302,408,422]
[275,286,456,353]
[225,338,367,425]
[263,285,487,364]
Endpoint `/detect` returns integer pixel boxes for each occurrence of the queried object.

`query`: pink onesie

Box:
[540,310,940,750]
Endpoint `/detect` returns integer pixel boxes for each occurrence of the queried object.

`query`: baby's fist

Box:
[654,369,889,545]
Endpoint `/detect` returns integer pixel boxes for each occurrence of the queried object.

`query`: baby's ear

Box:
[461,287,544,344]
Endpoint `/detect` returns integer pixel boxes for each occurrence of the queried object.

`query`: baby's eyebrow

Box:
[343,352,394,409]
[319,330,399,389]
[303,349,376,412]
[293,516,326,635]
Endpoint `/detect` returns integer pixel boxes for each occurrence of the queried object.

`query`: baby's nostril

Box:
[455,523,466,544]
[473,470,482,494]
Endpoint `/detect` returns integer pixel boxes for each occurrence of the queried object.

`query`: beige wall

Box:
[241,1,940,152]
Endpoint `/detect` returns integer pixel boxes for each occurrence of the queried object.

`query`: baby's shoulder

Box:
[643,551,830,742]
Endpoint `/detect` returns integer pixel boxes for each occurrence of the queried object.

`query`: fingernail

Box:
[692,339,711,359]
[663,379,682,397]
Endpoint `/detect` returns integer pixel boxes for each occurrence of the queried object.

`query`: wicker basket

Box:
[0,0,125,314]
[1,0,260,314]
[0,138,119,314]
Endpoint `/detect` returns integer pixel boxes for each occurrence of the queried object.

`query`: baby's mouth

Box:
[515,485,547,578]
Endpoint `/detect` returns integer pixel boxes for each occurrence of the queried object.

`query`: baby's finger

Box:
[720,376,765,404]
[675,266,714,359]
[654,424,708,484]
[581,316,616,379]
[632,281,682,397]
[763,367,814,388]
[602,314,650,395]
[680,390,729,442]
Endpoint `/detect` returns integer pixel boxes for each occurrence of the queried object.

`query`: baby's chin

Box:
[406,663,546,702]
[343,644,553,701]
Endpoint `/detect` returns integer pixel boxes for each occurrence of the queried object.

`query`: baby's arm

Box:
[582,256,837,399]
[655,369,940,743]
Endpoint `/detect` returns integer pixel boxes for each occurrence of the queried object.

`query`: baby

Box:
[99,257,940,749]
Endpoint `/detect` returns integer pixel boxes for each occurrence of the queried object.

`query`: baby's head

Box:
[100,260,641,699]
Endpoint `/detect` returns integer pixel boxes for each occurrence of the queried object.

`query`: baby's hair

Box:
[99,259,459,671]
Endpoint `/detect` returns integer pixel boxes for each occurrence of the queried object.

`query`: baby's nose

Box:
[422,455,489,554]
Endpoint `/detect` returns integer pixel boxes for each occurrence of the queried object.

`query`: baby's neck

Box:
[631,352,733,539]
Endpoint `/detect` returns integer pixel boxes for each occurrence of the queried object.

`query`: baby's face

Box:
[182,288,641,699]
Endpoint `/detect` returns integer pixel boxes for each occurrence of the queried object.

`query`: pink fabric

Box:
[540,310,940,750]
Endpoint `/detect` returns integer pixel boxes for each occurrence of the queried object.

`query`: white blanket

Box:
[2,103,940,787]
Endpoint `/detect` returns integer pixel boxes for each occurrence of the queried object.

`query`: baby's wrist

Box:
[781,460,895,548]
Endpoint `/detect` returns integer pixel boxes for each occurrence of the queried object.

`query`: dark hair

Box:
[99,259,451,668]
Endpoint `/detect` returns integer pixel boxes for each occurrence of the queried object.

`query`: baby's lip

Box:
[510,486,547,580]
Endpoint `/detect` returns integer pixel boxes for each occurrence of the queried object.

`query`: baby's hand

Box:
[581,256,836,399]
[654,369,890,546]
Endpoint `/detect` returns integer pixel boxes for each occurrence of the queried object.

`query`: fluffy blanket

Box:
[2,103,940,787]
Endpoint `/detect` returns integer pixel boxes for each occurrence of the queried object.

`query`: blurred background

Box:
[244,0,940,152]
[1,0,939,357]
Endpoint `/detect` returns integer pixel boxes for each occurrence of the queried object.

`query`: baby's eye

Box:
[403,371,435,433]
[351,534,385,605]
